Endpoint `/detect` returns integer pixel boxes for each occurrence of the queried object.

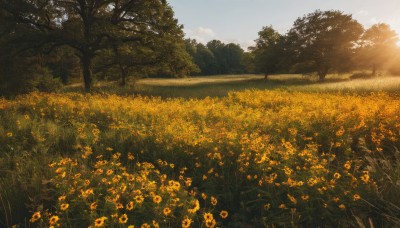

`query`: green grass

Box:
[63,74,400,98]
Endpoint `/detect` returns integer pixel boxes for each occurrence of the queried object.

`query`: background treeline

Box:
[1,2,400,96]
[184,39,248,75]
[247,11,400,80]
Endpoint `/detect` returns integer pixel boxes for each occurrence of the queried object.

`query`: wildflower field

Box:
[0,89,400,227]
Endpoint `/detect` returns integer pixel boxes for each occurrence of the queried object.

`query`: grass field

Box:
[64,74,400,98]
[1,75,400,227]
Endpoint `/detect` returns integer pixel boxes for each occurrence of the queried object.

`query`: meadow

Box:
[0,75,400,227]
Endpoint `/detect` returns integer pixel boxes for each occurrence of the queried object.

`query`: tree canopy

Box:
[0,0,195,91]
[286,10,364,79]
[358,23,399,75]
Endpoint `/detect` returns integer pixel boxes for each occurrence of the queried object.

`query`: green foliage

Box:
[356,23,399,75]
[250,26,288,75]
[186,39,247,76]
[0,64,62,96]
[287,10,364,79]
[0,0,196,91]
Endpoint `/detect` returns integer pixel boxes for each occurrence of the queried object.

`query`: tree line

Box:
[0,2,399,95]
[248,10,400,80]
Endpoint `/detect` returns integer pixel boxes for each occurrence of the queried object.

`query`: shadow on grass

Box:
[61,75,399,99]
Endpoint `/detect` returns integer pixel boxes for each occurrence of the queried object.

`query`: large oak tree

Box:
[287,10,363,80]
[1,0,187,90]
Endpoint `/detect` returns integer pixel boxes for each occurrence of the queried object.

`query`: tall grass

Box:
[63,74,400,99]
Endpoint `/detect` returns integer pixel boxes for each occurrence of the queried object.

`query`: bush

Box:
[0,65,62,96]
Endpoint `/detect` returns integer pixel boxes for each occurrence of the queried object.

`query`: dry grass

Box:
[63,74,400,99]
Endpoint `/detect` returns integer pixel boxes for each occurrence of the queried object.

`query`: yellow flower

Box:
[219,210,228,219]
[201,193,207,200]
[119,214,128,224]
[128,226,135,228]
[58,195,66,201]
[339,204,346,209]
[333,172,341,179]
[116,203,124,209]
[153,195,162,204]
[353,194,361,201]
[182,218,192,228]
[361,171,370,183]
[187,199,200,214]
[6,132,13,137]
[126,201,134,211]
[60,203,69,211]
[203,212,213,222]
[163,207,171,216]
[94,216,107,227]
[287,194,297,204]
[90,202,98,210]
[344,161,351,170]
[141,223,151,228]
[49,215,59,225]
[30,211,41,223]
[301,195,310,201]
[134,195,144,204]
[205,219,216,228]
[210,196,218,206]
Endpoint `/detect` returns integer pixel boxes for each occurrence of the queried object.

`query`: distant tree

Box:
[242,52,256,74]
[195,43,218,75]
[206,40,246,74]
[287,10,364,80]
[250,26,287,76]
[358,23,399,75]
[0,0,190,91]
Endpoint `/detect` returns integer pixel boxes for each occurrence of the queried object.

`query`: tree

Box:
[250,26,287,76]
[195,43,218,75]
[287,10,364,80]
[359,23,399,75]
[1,0,188,91]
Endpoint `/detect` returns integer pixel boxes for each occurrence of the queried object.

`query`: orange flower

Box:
[60,203,69,211]
[163,207,171,216]
[182,218,192,228]
[119,214,128,224]
[30,211,41,223]
[219,210,228,219]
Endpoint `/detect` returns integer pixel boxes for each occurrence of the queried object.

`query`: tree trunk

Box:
[120,67,127,86]
[372,64,376,76]
[82,53,92,91]
[318,67,329,81]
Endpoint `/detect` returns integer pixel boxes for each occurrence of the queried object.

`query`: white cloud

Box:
[224,38,256,51]
[184,26,216,43]
[355,10,369,17]
[194,27,216,37]
[184,27,255,50]
[369,17,378,25]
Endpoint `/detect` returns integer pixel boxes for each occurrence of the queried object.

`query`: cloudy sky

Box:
[168,0,400,50]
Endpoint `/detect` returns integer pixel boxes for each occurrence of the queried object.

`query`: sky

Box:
[168,0,400,50]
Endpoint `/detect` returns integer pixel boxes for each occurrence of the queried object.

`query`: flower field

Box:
[0,90,399,227]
